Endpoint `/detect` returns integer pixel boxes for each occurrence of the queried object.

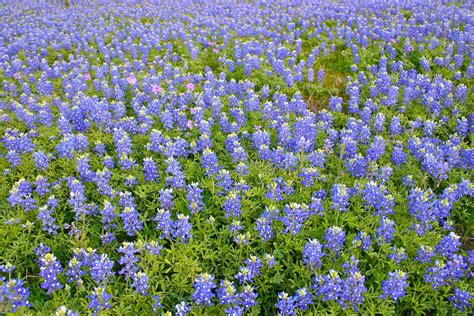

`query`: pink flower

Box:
[185,82,195,91]
[127,75,137,85]
[13,72,21,80]
[187,120,194,129]
[152,85,162,94]
[255,125,261,131]
[83,73,91,81]
[213,48,219,53]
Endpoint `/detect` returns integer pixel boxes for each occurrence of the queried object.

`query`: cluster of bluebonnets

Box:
[0,0,473,314]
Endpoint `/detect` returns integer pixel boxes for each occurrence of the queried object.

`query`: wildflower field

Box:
[0,0,473,314]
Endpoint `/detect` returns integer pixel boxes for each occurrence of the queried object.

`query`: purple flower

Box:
[375,217,395,245]
[143,158,159,182]
[380,271,408,302]
[33,151,49,171]
[217,280,238,306]
[153,209,174,239]
[435,232,461,258]
[449,288,472,312]
[0,277,31,312]
[120,207,143,236]
[90,254,114,284]
[192,273,216,306]
[36,251,63,295]
[387,247,407,266]
[324,226,346,255]
[239,285,257,311]
[158,188,174,210]
[352,231,372,251]
[331,184,350,213]
[302,239,324,271]
[275,292,296,315]
[223,191,242,218]
[131,272,150,296]
[117,242,139,281]
[172,214,192,243]
[88,286,112,315]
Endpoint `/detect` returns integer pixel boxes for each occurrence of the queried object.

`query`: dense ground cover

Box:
[0,0,473,314]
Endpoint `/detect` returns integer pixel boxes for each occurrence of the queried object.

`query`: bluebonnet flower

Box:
[216,169,234,193]
[389,116,402,135]
[88,286,112,315]
[343,270,367,310]
[312,270,344,306]
[65,248,87,285]
[239,285,257,311]
[145,241,162,255]
[424,255,467,290]
[36,251,63,294]
[380,271,408,302]
[415,245,435,264]
[54,305,78,316]
[164,158,185,188]
[33,151,49,171]
[449,288,472,312]
[331,184,350,213]
[93,141,106,156]
[324,226,346,255]
[143,157,159,182]
[172,214,192,243]
[279,203,311,235]
[366,136,385,162]
[255,215,273,241]
[223,191,242,218]
[120,207,143,236]
[201,148,220,176]
[275,292,296,315]
[308,149,326,168]
[298,167,319,187]
[6,150,21,169]
[345,154,367,178]
[352,231,372,251]
[265,178,294,202]
[37,196,59,235]
[235,256,262,284]
[131,272,150,296]
[317,68,325,84]
[158,188,174,210]
[192,273,216,306]
[152,295,162,314]
[388,247,407,266]
[217,280,238,306]
[264,254,276,268]
[124,175,137,187]
[153,209,174,239]
[244,256,263,277]
[0,277,31,312]
[373,113,385,132]
[228,220,243,235]
[391,142,406,166]
[328,96,343,112]
[117,242,139,281]
[90,254,114,284]
[360,181,394,216]
[293,287,312,310]
[435,232,461,258]
[302,239,324,270]
[76,155,94,182]
[101,200,117,231]
[376,217,396,245]
[174,301,191,316]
